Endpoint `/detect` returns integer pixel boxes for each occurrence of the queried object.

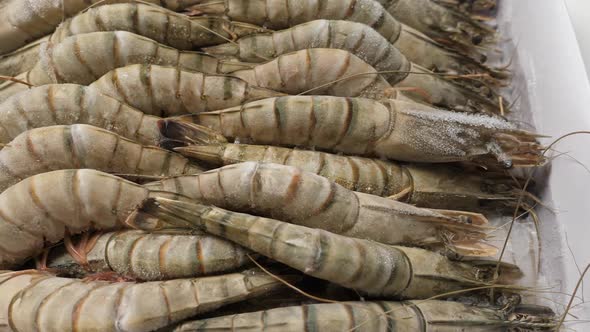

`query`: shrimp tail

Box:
[174,145,227,165]
[158,119,227,150]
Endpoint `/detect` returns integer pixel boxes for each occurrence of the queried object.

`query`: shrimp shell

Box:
[89,64,284,117]
[144,162,494,256]
[0,268,283,332]
[0,84,163,146]
[45,230,251,280]
[170,301,557,331]
[130,196,520,298]
[0,124,204,193]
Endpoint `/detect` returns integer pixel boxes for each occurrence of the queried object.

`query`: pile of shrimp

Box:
[0,1,558,331]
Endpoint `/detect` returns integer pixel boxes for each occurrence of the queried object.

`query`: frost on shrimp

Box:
[164,97,544,168]
[0,268,284,332]
[143,162,495,257]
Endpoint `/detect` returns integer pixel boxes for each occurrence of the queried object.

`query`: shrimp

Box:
[0,169,191,269]
[144,162,495,257]
[204,20,507,88]
[163,97,543,167]
[52,3,268,49]
[44,229,251,281]
[0,31,243,102]
[170,301,557,331]
[0,0,204,55]
[0,268,283,332]
[130,196,520,298]
[225,49,502,113]
[173,143,525,212]
[187,0,495,73]
[89,64,284,117]
[375,0,497,57]
[0,84,163,146]
[0,124,204,193]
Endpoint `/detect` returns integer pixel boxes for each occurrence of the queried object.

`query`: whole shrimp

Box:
[144,162,495,257]
[225,49,502,113]
[0,0,205,55]
[89,64,283,117]
[0,84,226,147]
[0,31,246,102]
[170,301,557,331]
[174,142,526,212]
[130,196,520,298]
[44,229,251,281]
[0,124,204,193]
[0,268,284,332]
[205,19,507,89]
[163,96,543,167]
[186,0,496,73]
[0,169,192,269]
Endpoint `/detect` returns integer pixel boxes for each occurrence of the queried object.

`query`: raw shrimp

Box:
[90,64,283,117]
[187,0,494,73]
[225,49,502,113]
[174,143,524,212]
[375,0,497,57]
[52,3,267,49]
[0,124,204,192]
[0,268,283,332]
[44,229,251,280]
[205,20,507,87]
[0,169,190,269]
[0,84,164,146]
[0,0,204,54]
[164,97,543,167]
[144,162,494,257]
[0,31,244,102]
[170,301,556,331]
[130,196,520,298]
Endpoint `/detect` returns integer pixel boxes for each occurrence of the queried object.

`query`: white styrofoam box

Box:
[499,0,590,325]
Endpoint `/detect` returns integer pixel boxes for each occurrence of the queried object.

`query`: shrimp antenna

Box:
[0,75,33,87]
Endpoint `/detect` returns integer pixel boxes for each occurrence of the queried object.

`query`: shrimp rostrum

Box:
[164,96,543,168]
[174,143,531,212]
[0,169,196,269]
[0,268,284,332]
[129,195,521,298]
[144,162,495,257]
[171,301,557,331]
[0,124,204,193]
[43,229,251,281]
[224,49,504,114]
